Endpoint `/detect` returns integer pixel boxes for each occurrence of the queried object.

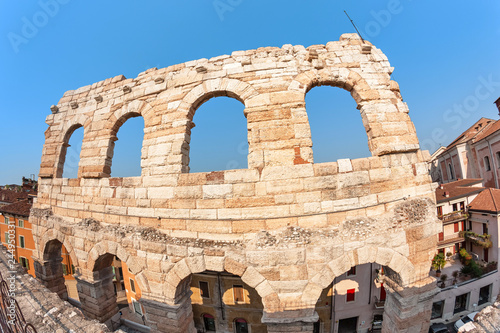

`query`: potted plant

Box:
[452,270,459,284]
[439,274,448,288]
[446,252,453,260]
[432,253,446,277]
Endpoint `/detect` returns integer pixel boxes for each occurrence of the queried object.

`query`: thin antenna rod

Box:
[344,10,365,43]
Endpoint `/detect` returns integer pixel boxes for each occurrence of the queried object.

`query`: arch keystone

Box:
[241,266,265,288]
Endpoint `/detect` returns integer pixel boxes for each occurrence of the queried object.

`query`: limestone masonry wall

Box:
[31,34,440,333]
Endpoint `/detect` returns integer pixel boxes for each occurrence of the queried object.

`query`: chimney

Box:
[495,97,500,117]
[439,184,444,189]
[444,191,449,198]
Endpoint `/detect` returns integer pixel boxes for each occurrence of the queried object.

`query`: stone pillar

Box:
[140,293,196,333]
[75,267,119,328]
[33,257,68,301]
[382,277,439,333]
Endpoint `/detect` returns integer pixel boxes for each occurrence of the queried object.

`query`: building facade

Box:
[430,180,500,324]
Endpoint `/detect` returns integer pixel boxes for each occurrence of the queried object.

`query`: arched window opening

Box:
[234,318,248,333]
[305,86,370,163]
[61,125,84,178]
[203,313,216,332]
[39,240,74,302]
[189,96,248,173]
[110,115,144,177]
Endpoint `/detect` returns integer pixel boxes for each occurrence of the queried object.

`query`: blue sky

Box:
[1,1,499,184]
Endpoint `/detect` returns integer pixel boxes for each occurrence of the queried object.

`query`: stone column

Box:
[139,293,196,333]
[33,257,68,301]
[75,267,119,328]
[382,277,439,333]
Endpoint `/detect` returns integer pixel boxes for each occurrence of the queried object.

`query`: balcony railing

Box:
[374,297,385,309]
[439,210,467,224]
[438,233,465,247]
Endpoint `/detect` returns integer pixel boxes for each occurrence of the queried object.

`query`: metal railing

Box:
[0,272,36,333]
[439,210,467,224]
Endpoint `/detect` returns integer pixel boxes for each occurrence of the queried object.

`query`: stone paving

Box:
[0,247,141,333]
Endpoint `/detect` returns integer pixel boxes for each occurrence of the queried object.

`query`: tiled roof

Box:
[468,188,500,213]
[0,199,32,217]
[473,118,500,142]
[0,189,29,204]
[439,118,495,155]
[435,178,485,204]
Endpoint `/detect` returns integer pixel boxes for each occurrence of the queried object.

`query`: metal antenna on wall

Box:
[344,10,365,43]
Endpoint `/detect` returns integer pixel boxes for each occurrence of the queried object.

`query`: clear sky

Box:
[1,1,499,184]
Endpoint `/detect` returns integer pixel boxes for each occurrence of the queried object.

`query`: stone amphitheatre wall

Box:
[31,34,440,333]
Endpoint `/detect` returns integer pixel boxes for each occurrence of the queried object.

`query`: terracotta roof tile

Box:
[468,188,500,213]
[439,118,495,155]
[0,189,29,204]
[473,118,500,142]
[0,200,32,217]
[435,178,485,203]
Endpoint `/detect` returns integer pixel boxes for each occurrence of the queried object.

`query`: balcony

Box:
[439,210,467,224]
[374,297,385,309]
[437,233,464,248]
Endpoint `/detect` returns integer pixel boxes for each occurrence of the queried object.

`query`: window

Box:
[454,293,469,314]
[483,223,488,235]
[437,206,443,217]
[452,203,458,211]
[484,156,491,171]
[4,217,8,224]
[19,257,29,270]
[233,285,244,303]
[496,152,500,167]
[19,236,25,248]
[235,318,249,333]
[4,233,8,244]
[438,232,444,242]
[346,288,355,302]
[346,266,356,276]
[18,220,24,228]
[448,163,454,180]
[454,222,459,233]
[203,314,216,332]
[431,300,445,319]
[479,285,491,305]
[199,281,210,298]
[62,264,68,275]
[132,299,143,315]
[130,278,136,293]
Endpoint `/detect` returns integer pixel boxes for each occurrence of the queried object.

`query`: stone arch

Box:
[165,256,276,309]
[178,78,259,119]
[39,228,78,268]
[172,78,259,172]
[99,100,153,177]
[288,68,419,157]
[301,246,415,306]
[55,120,86,178]
[87,240,150,293]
